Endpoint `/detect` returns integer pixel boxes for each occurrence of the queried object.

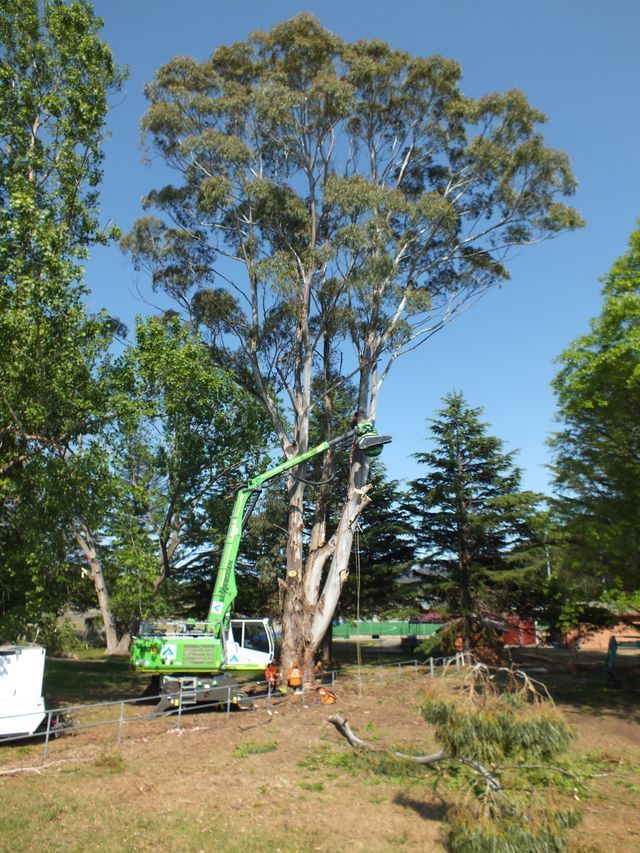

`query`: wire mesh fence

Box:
[0,653,469,763]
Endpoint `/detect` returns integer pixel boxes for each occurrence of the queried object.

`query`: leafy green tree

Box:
[408,392,542,647]
[52,316,275,653]
[5,314,274,651]
[0,0,124,638]
[551,225,640,607]
[0,0,123,470]
[0,454,89,641]
[109,316,273,615]
[123,14,582,674]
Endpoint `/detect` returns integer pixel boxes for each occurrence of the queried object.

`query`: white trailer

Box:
[0,645,47,738]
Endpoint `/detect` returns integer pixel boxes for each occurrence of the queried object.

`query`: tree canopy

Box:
[0,0,124,642]
[551,225,640,607]
[105,316,274,621]
[0,0,124,472]
[0,4,272,651]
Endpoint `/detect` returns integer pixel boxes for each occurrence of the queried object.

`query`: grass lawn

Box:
[44,650,148,708]
[1,646,637,851]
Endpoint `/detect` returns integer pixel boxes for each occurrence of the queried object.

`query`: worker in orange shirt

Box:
[288,662,303,693]
[265,661,279,692]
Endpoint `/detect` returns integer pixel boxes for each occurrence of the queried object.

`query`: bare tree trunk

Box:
[280,474,310,677]
[309,456,372,651]
[319,621,333,667]
[280,448,374,680]
[71,520,129,655]
[279,362,377,682]
[280,479,372,680]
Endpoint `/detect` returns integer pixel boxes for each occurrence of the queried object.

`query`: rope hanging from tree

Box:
[355,521,363,692]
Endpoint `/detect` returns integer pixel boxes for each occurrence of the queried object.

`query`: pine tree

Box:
[408,392,541,647]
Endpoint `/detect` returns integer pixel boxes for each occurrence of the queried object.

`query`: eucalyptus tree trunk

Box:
[72,520,130,655]
[280,452,373,681]
[279,368,377,682]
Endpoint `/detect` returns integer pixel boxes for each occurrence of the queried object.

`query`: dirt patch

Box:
[1,670,447,851]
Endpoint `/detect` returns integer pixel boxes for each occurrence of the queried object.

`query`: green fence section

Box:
[333,621,443,639]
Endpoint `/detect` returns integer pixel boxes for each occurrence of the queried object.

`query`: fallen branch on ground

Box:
[328,713,444,765]
[327,714,504,793]
[0,757,91,776]
[466,662,553,704]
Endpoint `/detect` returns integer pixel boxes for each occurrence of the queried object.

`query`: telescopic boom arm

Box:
[206,423,391,635]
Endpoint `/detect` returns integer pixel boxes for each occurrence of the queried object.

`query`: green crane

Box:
[130,422,391,711]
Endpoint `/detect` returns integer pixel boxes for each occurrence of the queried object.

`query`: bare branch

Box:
[328,714,445,765]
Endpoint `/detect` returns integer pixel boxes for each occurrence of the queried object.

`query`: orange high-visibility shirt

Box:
[265,665,278,683]
[288,667,303,687]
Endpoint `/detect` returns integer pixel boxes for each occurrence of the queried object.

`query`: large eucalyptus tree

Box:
[124,14,582,673]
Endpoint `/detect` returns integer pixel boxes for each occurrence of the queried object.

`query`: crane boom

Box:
[130,422,391,690]
[205,426,378,633]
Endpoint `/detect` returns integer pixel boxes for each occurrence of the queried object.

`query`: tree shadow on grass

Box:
[394,791,449,822]
[510,648,640,723]
[44,655,147,706]
[545,672,640,723]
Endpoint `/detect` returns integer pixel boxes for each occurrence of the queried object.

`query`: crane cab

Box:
[223,618,275,672]
[131,616,275,677]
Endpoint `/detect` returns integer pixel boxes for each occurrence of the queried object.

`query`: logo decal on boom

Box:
[160,644,177,662]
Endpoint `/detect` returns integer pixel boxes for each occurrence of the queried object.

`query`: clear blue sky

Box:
[86,0,640,493]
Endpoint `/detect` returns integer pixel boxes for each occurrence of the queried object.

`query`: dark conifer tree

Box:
[408,392,541,647]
